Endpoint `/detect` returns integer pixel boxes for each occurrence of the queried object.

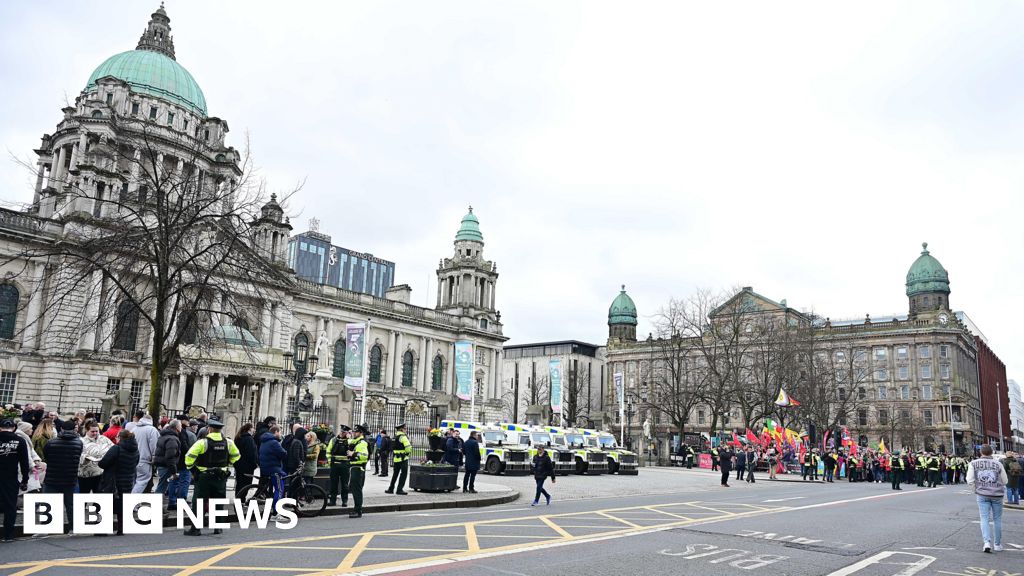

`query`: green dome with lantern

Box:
[906,242,950,297]
[455,206,484,243]
[608,285,638,326]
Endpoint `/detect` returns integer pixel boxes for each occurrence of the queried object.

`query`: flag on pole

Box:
[878,439,888,454]
[775,388,801,407]
[549,359,563,414]
[613,372,625,423]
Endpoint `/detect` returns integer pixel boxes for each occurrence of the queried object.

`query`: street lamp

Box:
[282,339,318,424]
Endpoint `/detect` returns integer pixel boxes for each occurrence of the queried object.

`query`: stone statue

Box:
[297,388,315,412]
[316,330,329,358]
[643,418,652,440]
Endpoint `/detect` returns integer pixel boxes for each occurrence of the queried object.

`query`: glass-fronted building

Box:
[287,230,395,298]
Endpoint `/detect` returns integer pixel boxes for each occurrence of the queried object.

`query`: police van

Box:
[582,428,638,475]
[544,426,608,475]
[499,423,574,475]
[440,420,531,475]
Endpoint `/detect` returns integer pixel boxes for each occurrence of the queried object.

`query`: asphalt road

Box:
[1,468,1021,576]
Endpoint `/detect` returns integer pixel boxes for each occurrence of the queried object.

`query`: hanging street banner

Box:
[455,340,474,401]
[614,372,624,422]
[550,359,563,414]
[343,323,367,390]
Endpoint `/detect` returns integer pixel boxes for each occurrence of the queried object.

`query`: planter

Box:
[428,436,445,451]
[409,464,458,493]
[425,449,445,464]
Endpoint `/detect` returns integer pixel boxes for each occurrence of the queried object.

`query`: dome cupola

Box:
[906,242,951,318]
[608,285,638,342]
[455,205,484,244]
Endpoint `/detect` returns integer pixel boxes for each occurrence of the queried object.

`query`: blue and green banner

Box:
[343,323,366,390]
[455,340,474,400]
[550,359,563,414]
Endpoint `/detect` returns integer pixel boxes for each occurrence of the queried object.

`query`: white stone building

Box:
[0,6,508,444]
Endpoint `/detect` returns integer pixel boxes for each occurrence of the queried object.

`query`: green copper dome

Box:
[906,242,950,297]
[455,206,484,243]
[85,50,208,116]
[608,285,638,326]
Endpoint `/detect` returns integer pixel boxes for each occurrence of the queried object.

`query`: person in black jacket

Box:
[233,423,258,496]
[153,420,181,500]
[285,426,308,478]
[254,416,275,449]
[43,420,83,533]
[376,431,391,477]
[531,448,556,506]
[462,432,481,493]
[99,430,140,535]
[1,419,30,541]
[719,447,734,487]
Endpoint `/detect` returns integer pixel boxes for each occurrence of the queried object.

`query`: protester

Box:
[42,420,83,533]
[1004,451,1022,506]
[259,425,287,511]
[131,413,159,493]
[234,423,259,497]
[103,415,124,444]
[285,425,308,481]
[719,446,733,487]
[78,420,112,494]
[967,444,1007,553]
[376,430,391,477]
[167,416,195,512]
[303,431,320,484]
[31,417,55,461]
[99,429,140,535]
[745,446,757,483]
[463,431,481,493]
[15,422,41,492]
[735,445,746,481]
[153,419,182,500]
[0,418,30,542]
[531,442,555,506]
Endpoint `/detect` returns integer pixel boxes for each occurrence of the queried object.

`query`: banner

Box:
[549,359,563,414]
[613,372,624,423]
[454,341,474,401]
[343,323,366,390]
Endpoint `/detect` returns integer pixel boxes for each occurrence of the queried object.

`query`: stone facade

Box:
[605,245,990,455]
[0,6,508,443]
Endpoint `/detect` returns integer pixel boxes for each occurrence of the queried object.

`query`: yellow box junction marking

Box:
[0,501,782,576]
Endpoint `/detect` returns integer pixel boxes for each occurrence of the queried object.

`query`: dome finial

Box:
[922,242,928,253]
[468,204,473,214]
[138,3,176,60]
[621,284,626,291]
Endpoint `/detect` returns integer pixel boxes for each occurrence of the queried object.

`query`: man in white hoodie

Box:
[967,444,1009,553]
[131,413,160,493]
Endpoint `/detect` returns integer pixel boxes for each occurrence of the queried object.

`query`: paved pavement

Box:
[1,467,1020,575]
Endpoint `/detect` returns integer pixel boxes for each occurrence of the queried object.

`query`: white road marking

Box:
[825,551,936,576]
[901,546,955,550]
[762,497,806,503]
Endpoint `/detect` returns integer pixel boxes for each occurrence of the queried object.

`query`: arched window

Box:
[333,339,345,378]
[112,301,140,351]
[91,110,103,118]
[178,309,198,345]
[0,285,18,340]
[431,356,444,390]
[369,345,383,383]
[401,351,414,387]
[234,317,250,332]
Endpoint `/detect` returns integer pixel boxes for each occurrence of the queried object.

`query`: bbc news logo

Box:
[23,494,298,535]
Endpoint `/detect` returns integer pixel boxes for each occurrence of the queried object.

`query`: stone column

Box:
[34,162,45,197]
[447,341,456,394]
[99,277,116,351]
[48,151,59,188]
[387,330,397,387]
[271,304,281,349]
[420,337,430,392]
[259,381,271,420]
[21,262,43,349]
[78,270,103,351]
[436,279,443,308]
[261,302,272,345]
[175,373,188,409]
[213,374,225,405]
[393,332,404,388]
[193,373,210,409]
[54,146,67,186]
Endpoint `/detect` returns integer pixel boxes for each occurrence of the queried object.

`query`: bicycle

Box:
[238,471,327,518]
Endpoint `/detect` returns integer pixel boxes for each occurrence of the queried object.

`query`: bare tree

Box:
[7,115,297,416]
[643,301,707,436]
[562,362,592,428]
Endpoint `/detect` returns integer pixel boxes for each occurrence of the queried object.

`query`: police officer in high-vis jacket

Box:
[183,419,240,536]
[326,425,351,507]
[385,423,412,495]
[348,424,369,518]
[889,451,905,490]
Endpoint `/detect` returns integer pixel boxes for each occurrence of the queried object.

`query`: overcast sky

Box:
[1,1,1022,385]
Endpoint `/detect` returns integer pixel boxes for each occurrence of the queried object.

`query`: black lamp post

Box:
[282,339,318,424]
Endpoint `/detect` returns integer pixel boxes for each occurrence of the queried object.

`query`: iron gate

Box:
[354,399,430,448]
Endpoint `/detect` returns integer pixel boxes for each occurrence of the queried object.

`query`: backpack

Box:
[1008,458,1023,477]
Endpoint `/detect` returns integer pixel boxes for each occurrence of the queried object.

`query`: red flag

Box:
[746,429,760,445]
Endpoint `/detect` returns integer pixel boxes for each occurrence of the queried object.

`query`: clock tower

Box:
[906,242,951,321]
